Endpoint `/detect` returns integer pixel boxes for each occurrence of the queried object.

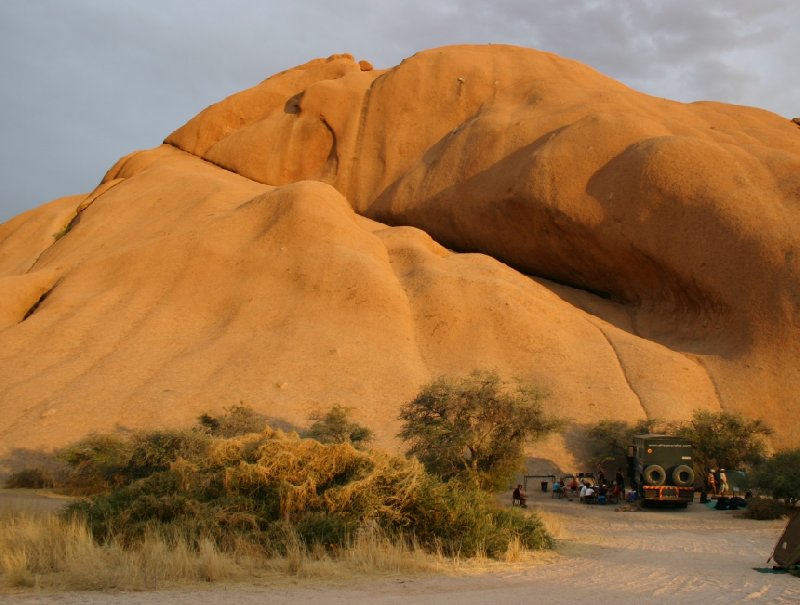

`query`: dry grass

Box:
[0,511,244,591]
[0,511,443,592]
[535,508,572,541]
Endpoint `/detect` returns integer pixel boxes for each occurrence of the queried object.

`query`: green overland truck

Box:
[627,434,695,505]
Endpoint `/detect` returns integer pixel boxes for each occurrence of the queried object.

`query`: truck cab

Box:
[627,434,694,505]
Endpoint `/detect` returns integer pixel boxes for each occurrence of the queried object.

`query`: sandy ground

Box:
[0,488,72,514]
[1,491,798,604]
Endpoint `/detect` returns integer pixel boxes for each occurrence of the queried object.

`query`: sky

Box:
[1,0,797,223]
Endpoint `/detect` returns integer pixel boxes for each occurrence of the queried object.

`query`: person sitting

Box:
[512,484,527,508]
[597,483,608,504]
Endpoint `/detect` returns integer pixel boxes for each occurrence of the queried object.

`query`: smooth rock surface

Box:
[2,45,798,470]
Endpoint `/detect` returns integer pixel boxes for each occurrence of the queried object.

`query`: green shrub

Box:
[198,404,268,437]
[5,468,54,489]
[295,512,357,548]
[55,429,212,495]
[743,498,787,520]
[405,477,551,557]
[58,434,134,494]
[126,429,210,480]
[750,449,800,506]
[305,404,373,449]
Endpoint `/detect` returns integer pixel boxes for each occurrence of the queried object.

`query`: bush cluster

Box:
[749,449,800,506]
[742,498,787,520]
[64,425,550,558]
[7,384,556,561]
[5,468,54,489]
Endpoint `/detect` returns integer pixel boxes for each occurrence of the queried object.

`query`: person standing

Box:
[707,469,718,496]
[718,469,729,494]
[569,475,579,495]
[615,468,625,491]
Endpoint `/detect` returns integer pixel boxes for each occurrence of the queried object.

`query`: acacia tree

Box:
[672,410,772,471]
[399,370,561,490]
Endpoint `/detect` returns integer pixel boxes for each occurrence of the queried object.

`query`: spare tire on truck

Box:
[672,465,694,487]
[643,464,666,486]
[629,434,694,505]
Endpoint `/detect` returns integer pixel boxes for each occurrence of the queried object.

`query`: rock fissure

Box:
[20,285,56,322]
[26,179,126,273]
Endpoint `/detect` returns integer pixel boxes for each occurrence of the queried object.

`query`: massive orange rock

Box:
[1,45,798,472]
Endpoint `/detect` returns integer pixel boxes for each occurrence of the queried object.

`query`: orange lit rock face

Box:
[1,45,798,467]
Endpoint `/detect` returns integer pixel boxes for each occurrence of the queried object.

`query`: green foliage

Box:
[64,429,552,558]
[55,429,210,494]
[5,468,54,489]
[295,512,358,549]
[743,498,787,520]
[198,403,268,437]
[586,418,663,471]
[750,449,800,506]
[305,404,373,449]
[58,434,134,494]
[399,370,561,491]
[404,477,552,557]
[672,410,772,471]
[126,430,211,480]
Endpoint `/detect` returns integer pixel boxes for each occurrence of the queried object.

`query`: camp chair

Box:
[511,493,527,508]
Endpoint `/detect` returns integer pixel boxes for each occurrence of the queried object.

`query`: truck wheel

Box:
[672,465,694,487]
[643,464,666,486]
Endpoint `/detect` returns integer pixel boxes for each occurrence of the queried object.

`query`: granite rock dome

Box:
[2,45,798,471]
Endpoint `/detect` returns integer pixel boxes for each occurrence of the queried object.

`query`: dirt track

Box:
[2,493,798,604]
[0,489,71,514]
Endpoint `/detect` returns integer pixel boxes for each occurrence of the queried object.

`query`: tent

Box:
[770,512,800,568]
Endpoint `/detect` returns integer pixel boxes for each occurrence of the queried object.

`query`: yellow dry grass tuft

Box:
[534,509,572,541]
[0,511,245,591]
[0,511,441,592]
